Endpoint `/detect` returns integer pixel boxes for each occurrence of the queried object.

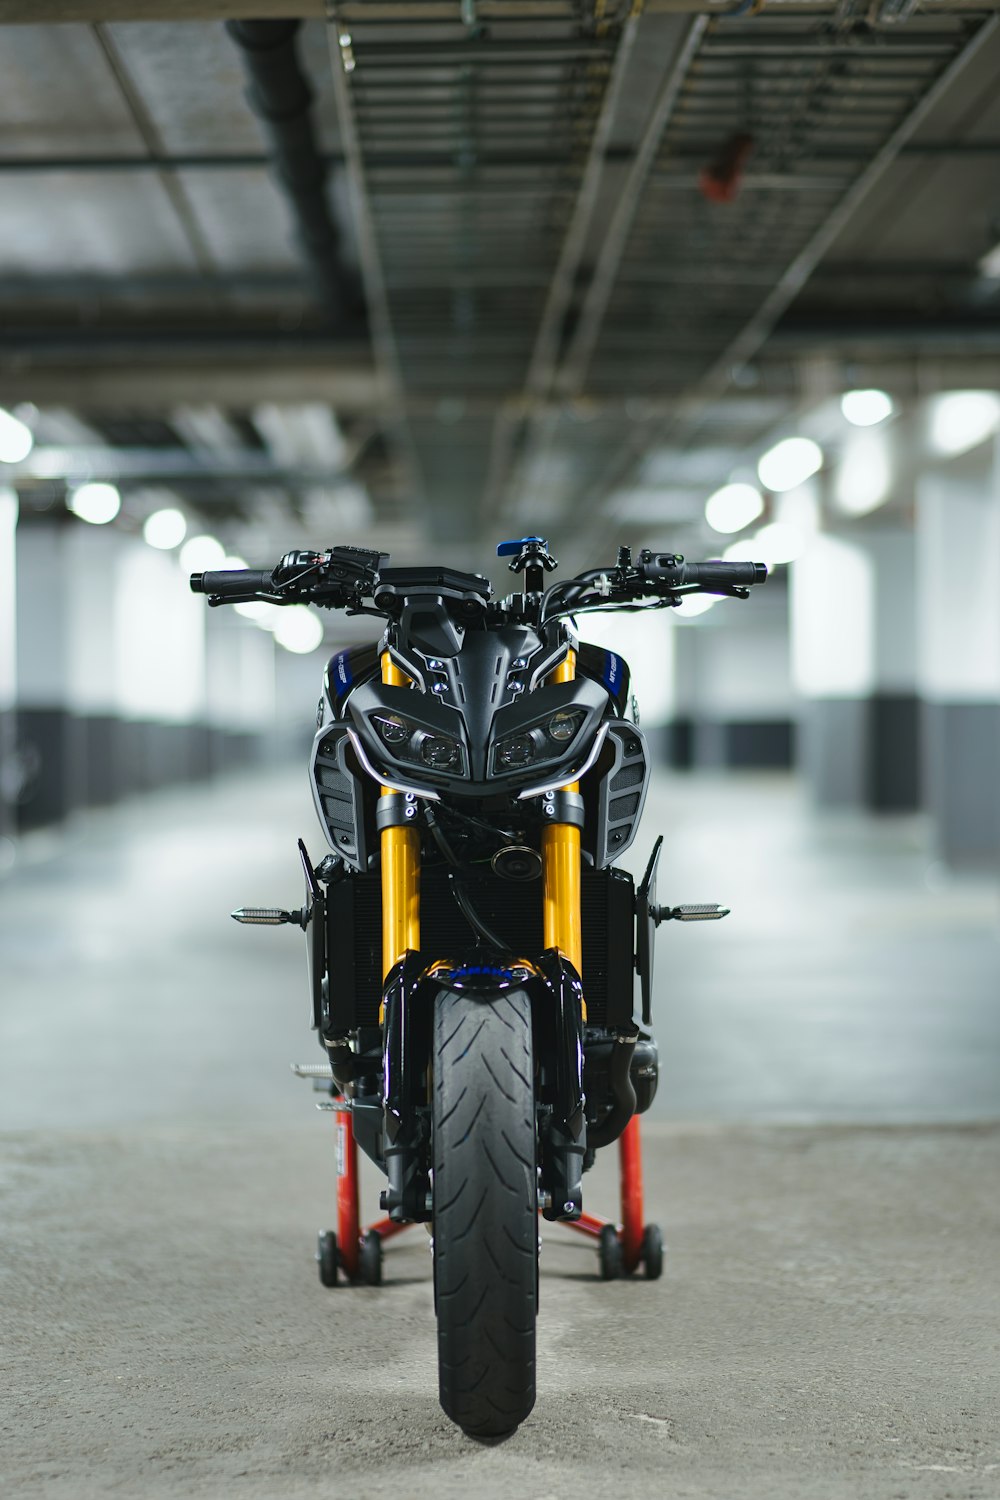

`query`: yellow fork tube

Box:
[380,653,420,982]
[542,651,584,1013]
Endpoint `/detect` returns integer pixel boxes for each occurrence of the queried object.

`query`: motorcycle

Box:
[190,536,766,1440]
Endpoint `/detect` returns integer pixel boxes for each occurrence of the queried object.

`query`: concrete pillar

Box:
[863,528,920,812]
[916,439,1000,864]
[791,534,875,806]
[65,523,127,807]
[112,539,207,794]
[674,591,795,771]
[205,609,276,772]
[792,522,921,811]
[12,514,80,829]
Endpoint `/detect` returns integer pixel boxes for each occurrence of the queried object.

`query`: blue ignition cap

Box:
[497,536,546,557]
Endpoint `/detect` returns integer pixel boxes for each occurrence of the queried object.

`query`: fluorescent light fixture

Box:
[674,594,717,619]
[704,481,764,534]
[179,534,226,573]
[757,436,823,493]
[840,389,894,427]
[0,408,33,464]
[928,390,1000,457]
[273,605,324,654]
[753,522,805,566]
[143,507,187,550]
[68,481,121,525]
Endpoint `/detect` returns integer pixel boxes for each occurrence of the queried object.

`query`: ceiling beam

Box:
[0,357,385,412]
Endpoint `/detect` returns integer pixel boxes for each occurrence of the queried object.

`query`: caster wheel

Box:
[598,1223,623,1281]
[317,1230,339,1288]
[641,1223,664,1281]
[358,1229,383,1286]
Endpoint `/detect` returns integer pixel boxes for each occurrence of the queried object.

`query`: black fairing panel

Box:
[325,642,381,719]
[577,642,631,718]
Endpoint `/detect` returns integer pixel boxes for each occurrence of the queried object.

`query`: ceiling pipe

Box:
[226,18,350,323]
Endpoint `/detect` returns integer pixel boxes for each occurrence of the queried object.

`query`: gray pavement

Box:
[2,766,999,1497]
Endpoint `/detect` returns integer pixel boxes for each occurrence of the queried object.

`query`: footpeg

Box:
[652,903,729,924]
[232,906,307,928]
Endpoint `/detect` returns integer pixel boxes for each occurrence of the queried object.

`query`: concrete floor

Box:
[2,767,999,1497]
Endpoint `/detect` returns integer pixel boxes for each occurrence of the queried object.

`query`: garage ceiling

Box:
[2,1,999,570]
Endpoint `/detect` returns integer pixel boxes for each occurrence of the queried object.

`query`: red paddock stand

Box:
[558,1115,663,1279]
[316,1098,408,1286]
[316,1099,662,1285]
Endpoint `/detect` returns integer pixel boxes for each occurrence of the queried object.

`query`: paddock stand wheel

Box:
[598,1223,623,1280]
[317,1230,339,1288]
[641,1223,664,1280]
[358,1229,383,1286]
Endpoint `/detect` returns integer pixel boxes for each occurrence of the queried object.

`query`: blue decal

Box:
[330,650,353,697]
[602,651,622,695]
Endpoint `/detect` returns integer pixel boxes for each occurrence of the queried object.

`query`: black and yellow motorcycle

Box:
[191,537,765,1440]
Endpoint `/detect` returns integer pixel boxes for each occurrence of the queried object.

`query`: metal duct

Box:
[226,18,348,321]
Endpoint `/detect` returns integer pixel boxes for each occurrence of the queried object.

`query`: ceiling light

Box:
[704,482,764,534]
[179,534,226,573]
[68,481,120,526]
[753,522,805,566]
[273,605,325,654]
[840,389,894,427]
[674,594,717,619]
[143,507,187,550]
[757,437,823,493]
[0,408,34,464]
[928,390,1000,457]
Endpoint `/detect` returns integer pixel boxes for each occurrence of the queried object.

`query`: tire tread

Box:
[433,989,537,1438]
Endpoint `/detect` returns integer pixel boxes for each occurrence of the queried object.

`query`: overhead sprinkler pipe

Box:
[226,18,348,321]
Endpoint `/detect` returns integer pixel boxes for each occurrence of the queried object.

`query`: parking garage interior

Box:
[2,2,999,1495]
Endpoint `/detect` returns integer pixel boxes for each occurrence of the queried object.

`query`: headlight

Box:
[492,720,584,777]
[363,710,467,777]
[373,712,409,745]
[495,732,535,770]
[547,709,584,744]
[421,735,461,770]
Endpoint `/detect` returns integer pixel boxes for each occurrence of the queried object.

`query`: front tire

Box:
[432,988,537,1440]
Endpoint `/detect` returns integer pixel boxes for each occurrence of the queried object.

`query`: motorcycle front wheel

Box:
[432,987,537,1440]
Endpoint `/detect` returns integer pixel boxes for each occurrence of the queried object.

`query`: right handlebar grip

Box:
[679,561,767,587]
[190,568,275,597]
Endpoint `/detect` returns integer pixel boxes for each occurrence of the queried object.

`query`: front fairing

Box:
[345,626,612,798]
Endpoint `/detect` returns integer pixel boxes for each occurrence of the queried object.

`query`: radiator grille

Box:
[326,865,636,1032]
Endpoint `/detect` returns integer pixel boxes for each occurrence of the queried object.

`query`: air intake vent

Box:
[593,722,650,867]
[310,724,371,871]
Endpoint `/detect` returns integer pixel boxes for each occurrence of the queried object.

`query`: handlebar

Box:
[638,553,768,591]
[188,543,767,619]
[190,568,276,599]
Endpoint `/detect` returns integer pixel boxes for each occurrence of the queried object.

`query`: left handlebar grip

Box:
[190,568,275,597]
